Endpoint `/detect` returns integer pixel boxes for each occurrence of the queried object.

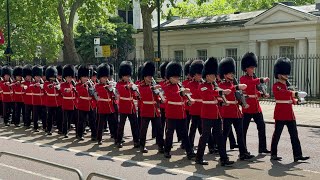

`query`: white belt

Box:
[63,97,75,100]
[2,92,13,95]
[26,93,33,96]
[217,97,223,101]
[120,97,133,101]
[0,91,3,93]
[202,100,218,104]
[15,92,25,95]
[276,100,292,104]
[168,101,184,105]
[244,94,258,98]
[80,96,92,100]
[33,93,44,96]
[193,99,202,102]
[227,101,238,104]
[98,98,111,102]
[47,93,59,97]
[143,101,156,105]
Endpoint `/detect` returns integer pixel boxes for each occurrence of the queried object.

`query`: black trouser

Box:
[228,128,237,147]
[0,100,3,117]
[56,106,63,132]
[33,105,43,130]
[196,119,228,160]
[243,113,267,152]
[3,102,13,124]
[97,113,118,142]
[41,106,47,130]
[140,117,164,148]
[62,110,74,135]
[25,104,33,127]
[189,115,202,148]
[160,108,166,134]
[223,118,248,155]
[77,109,97,139]
[47,106,59,133]
[165,118,193,154]
[271,120,302,157]
[117,113,139,144]
[14,102,24,125]
[107,113,118,138]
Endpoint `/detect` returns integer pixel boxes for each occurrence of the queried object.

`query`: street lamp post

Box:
[4,0,13,64]
[157,0,161,70]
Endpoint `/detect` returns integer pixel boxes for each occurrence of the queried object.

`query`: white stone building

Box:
[133,2,320,97]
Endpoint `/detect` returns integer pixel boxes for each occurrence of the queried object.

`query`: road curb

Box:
[261,120,320,128]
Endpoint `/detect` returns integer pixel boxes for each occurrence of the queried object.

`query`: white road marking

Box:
[0,163,61,180]
[0,136,223,180]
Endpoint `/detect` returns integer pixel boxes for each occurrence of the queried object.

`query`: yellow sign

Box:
[102,45,111,57]
[154,58,160,62]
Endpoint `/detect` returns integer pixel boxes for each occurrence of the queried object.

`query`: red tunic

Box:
[95,83,115,114]
[116,81,136,114]
[164,83,186,119]
[30,83,44,106]
[60,82,76,110]
[0,81,13,102]
[199,83,221,120]
[240,75,262,114]
[219,81,242,119]
[76,83,92,111]
[139,84,160,118]
[188,81,202,116]
[12,81,24,102]
[273,82,296,121]
[23,81,33,105]
[44,81,60,107]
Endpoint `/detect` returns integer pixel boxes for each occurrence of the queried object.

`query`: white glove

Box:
[40,84,44,89]
[298,91,307,98]
[23,86,28,90]
[55,85,61,90]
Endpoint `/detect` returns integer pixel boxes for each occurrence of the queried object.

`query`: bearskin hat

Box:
[166,61,182,79]
[22,65,32,77]
[160,61,169,79]
[118,61,132,78]
[184,59,193,76]
[62,64,75,78]
[202,57,219,78]
[13,66,23,78]
[97,63,110,79]
[190,60,204,77]
[274,57,291,79]
[78,65,91,78]
[218,57,236,76]
[42,65,48,76]
[137,65,143,80]
[1,66,12,77]
[45,66,57,80]
[142,61,155,78]
[109,64,114,76]
[32,66,43,77]
[55,65,63,76]
[241,52,258,71]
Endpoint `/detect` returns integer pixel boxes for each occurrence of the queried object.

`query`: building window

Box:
[279,46,294,59]
[174,50,184,61]
[226,48,238,60]
[197,49,207,60]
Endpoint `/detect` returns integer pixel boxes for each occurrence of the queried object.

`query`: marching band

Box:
[0,52,310,166]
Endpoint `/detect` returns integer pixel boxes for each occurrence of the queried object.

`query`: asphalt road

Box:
[0,118,319,180]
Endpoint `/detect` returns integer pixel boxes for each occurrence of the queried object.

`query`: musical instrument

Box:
[105,79,118,98]
[87,79,99,101]
[151,77,165,103]
[253,73,269,98]
[129,78,141,99]
[233,78,249,109]
[286,80,307,105]
[177,82,193,106]
[213,81,228,106]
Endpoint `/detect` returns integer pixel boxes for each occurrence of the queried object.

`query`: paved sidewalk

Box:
[260,102,320,128]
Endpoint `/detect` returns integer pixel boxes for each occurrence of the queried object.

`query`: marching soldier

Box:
[56,65,63,133]
[60,64,76,138]
[30,66,44,132]
[195,57,234,166]
[107,63,118,138]
[75,65,97,141]
[138,61,164,153]
[218,57,254,160]
[270,57,310,162]
[187,60,204,148]
[95,63,118,145]
[182,60,193,134]
[22,65,33,128]
[159,61,169,136]
[163,61,196,159]
[136,65,143,132]
[12,66,24,127]
[0,66,13,126]
[41,66,48,130]
[240,52,271,154]
[115,61,140,148]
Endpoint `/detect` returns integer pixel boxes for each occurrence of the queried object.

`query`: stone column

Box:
[259,40,269,77]
[296,38,308,90]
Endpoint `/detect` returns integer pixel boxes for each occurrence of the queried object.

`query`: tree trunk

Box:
[141,5,155,61]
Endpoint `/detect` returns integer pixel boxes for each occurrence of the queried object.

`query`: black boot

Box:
[220,158,234,167]
[164,152,171,159]
[240,152,255,160]
[259,149,271,154]
[294,156,310,162]
[195,159,209,165]
[140,146,148,153]
[134,141,140,148]
[158,146,164,154]
[187,151,196,160]
[270,155,282,161]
